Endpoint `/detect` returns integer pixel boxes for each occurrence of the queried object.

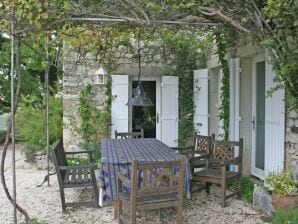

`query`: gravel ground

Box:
[1,145,270,224]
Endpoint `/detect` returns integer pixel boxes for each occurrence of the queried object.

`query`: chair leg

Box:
[116,198,122,220]
[176,205,183,224]
[206,182,211,194]
[221,180,226,208]
[130,207,136,224]
[93,184,99,208]
[59,187,66,212]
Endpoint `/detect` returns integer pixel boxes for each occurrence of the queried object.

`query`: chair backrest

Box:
[130,157,186,198]
[51,140,67,181]
[211,138,243,162]
[115,129,144,139]
[193,133,214,154]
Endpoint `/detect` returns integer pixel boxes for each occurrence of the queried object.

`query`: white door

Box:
[111,75,129,138]
[161,76,179,147]
[252,57,285,179]
[193,69,209,136]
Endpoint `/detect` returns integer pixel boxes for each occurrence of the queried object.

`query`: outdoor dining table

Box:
[98,138,192,207]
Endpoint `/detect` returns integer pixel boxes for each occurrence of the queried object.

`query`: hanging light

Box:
[127,40,154,107]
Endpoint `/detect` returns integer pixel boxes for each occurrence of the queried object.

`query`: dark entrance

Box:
[132,81,156,138]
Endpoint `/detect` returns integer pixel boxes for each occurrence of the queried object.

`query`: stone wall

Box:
[63,43,174,151]
[286,110,298,179]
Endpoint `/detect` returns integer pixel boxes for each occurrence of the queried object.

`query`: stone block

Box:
[253,185,275,215]
[85,52,96,61]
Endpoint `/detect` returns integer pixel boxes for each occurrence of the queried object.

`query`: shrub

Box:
[16,94,63,158]
[264,170,298,196]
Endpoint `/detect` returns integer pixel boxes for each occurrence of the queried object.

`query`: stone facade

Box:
[286,110,298,179]
[63,42,174,151]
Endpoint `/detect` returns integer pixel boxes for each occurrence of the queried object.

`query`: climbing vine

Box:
[161,30,213,147]
[79,84,110,159]
[215,31,230,140]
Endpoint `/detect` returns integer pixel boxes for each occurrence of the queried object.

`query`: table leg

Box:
[114,201,118,219]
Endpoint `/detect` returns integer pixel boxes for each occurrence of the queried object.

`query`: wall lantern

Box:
[94,67,106,85]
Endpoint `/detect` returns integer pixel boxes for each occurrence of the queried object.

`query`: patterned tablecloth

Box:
[99,138,192,203]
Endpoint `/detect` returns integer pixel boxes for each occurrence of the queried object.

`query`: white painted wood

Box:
[264,62,285,174]
[111,75,129,138]
[193,69,209,136]
[161,76,179,147]
[229,58,241,142]
[229,58,241,171]
[252,57,285,179]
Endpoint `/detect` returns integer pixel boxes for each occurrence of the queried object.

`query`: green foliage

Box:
[158,30,212,147]
[16,94,63,154]
[228,177,255,203]
[272,207,298,224]
[265,170,298,196]
[215,31,230,140]
[79,84,110,159]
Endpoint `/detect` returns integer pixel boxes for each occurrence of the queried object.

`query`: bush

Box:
[265,170,298,196]
[16,95,63,158]
[228,177,255,203]
[272,207,298,224]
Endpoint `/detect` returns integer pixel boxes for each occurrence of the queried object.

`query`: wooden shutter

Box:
[229,58,241,141]
[161,76,179,147]
[193,69,209,136]
[264,62,285,173]
[111,75,129,138]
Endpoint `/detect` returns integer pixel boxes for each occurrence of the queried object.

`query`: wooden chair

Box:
[116,157,186,224]
[115,129,144,139]
[192,138,243,207]
[175,133,215,195]
[51,140,99,212]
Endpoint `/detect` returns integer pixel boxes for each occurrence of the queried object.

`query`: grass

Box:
[272,207,298,224]
[228,177,255,203]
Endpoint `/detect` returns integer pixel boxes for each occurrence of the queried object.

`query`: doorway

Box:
[132,81,156,138]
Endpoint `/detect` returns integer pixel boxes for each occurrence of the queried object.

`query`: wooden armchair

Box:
[116,157,186,224]
[192,138,243,207]
[175,133,215,195]
[51,140,99,212]
[115,129,144,139]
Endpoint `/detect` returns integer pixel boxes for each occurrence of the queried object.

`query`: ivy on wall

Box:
[79,84,110,158]
[161,30,213,147]
[215,31,230,140]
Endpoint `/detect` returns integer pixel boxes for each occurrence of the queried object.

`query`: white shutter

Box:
[111,75,129,138]
[229,58,241,171]
[193,69,209,136]
[229,58,241,141]
[265,62,285,173]
[161,76,179,147]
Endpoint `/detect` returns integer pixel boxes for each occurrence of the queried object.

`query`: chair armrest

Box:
[208,157,241,167]
[117,172,131,187]
[58,164,98,170]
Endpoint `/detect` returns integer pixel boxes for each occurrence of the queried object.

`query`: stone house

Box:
[62,39,298,179]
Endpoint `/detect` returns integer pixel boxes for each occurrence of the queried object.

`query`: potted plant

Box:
[264,170,298,211]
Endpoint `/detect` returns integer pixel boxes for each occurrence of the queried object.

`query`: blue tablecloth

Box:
[99,138,192,201]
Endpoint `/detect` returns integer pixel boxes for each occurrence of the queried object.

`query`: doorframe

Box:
[251,55,266,179]
[130,76,161,140]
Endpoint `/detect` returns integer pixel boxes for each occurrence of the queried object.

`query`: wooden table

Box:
[98,138,191,216]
